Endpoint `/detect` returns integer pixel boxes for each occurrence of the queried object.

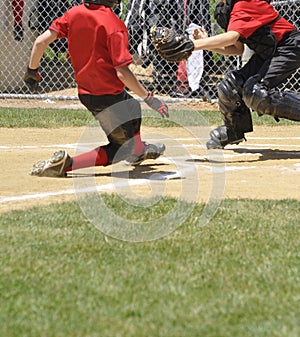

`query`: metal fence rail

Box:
[1,0,299,102]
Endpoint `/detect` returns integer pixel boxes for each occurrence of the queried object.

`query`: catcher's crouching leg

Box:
[243,75,300,122]
[207,71,253,149]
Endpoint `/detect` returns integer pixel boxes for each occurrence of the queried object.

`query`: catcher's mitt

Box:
[150,26,194,63]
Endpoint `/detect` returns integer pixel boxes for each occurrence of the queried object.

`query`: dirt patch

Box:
[0,125,299,214]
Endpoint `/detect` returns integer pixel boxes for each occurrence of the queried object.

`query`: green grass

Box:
[1,106,299,336]
[0,106,298,128]
[0,107,94,128]
[0,198,299,337]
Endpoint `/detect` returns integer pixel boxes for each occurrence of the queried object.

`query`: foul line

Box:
[1,135,300,151]
[1,135,299,205]
[0,164,195,205]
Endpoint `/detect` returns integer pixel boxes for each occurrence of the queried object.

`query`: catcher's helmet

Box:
[83,0,121,8]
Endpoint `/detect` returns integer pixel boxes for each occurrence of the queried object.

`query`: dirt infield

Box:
[1,123,299,214]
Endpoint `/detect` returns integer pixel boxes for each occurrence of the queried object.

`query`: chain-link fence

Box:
[0,0,299,101]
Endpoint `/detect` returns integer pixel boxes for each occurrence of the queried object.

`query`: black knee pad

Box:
[218,71,253,133]
[243,75,300,121]
[218,71,244,114]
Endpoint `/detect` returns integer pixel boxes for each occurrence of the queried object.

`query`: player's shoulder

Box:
[234,0,272,7]
[107,11,127,29]
[233,0,275,16]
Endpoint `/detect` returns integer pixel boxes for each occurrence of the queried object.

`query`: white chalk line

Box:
[2,153,298,205]
[1,134,300,150]
[1,136,299,205]
[0,164,194,205]
[1,143,300,151]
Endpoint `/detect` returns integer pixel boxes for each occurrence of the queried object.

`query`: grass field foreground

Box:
[0,106,299,336]
[0,198,300,337]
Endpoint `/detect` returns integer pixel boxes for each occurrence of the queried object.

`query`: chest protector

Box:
[214,0,280,59]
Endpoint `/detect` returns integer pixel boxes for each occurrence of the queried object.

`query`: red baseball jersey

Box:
[49,4,133,95]
[228,0,296,42]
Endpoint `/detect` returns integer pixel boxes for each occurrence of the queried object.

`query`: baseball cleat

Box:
[124,142,166,166]
[30,150,72,177]
[206,125,244,149]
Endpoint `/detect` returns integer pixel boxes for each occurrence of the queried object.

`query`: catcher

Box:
[151,0,300,149]
[25,0,168,177]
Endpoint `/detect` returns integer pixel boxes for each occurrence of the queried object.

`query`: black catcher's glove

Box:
[144,92,169,118]
[150,26,194,63]
[24,67,41,90]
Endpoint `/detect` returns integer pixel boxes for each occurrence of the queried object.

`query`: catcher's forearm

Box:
[205,44,245,56]
[193,31,241,54]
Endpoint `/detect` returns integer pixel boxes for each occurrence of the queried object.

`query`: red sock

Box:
[65,147,108,172]
[133,131,145,155]
[12,0,24,26]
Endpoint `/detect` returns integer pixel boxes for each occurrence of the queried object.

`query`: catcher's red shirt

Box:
[49,4,133,95]
[228,0,296,42]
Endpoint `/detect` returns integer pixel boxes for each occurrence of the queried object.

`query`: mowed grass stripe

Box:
[0,106,298,128]
[0,197,299,337]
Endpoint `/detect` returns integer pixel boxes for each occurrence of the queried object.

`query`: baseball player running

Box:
[25,0,169,178]
[151,0,300,149]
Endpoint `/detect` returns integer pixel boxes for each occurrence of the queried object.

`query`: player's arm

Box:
[116,65,169,118]
[28,29,58,69]
[24,29,58,90]
[116,65,148,99]
[193,31,244,55]
[207,40,244,55]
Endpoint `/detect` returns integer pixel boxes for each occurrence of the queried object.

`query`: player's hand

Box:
[24,67,41,91]
[193,26,208,40]
[144,92,169,118]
